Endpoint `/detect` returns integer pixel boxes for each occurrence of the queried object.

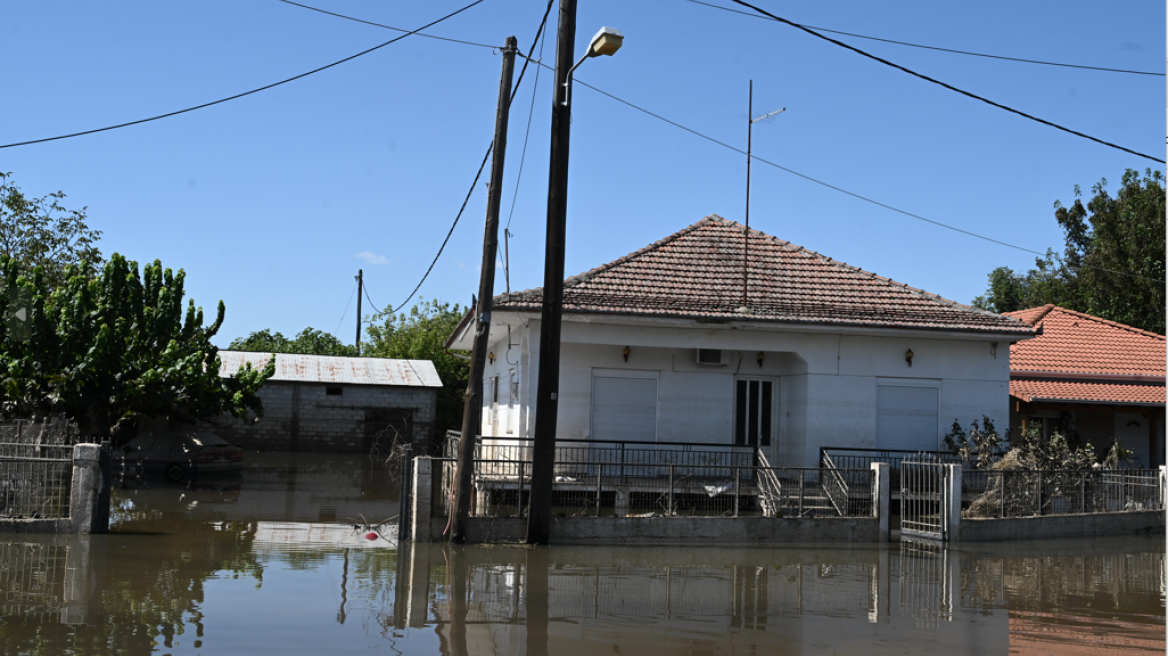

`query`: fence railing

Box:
[431,458,874,519]
[961,468,1163,519]
[821,447,965,492]
[446,432,755,476]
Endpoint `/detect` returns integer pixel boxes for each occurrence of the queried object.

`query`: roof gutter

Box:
[1012,370,1166,385]
[1013,395,1165,408]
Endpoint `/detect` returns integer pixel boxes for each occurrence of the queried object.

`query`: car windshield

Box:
[187,433,229,447]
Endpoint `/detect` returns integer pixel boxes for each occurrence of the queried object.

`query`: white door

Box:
[876,384,939,452]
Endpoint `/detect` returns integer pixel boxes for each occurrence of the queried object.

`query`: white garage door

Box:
[591,375,658,442]
[876,385,939,452]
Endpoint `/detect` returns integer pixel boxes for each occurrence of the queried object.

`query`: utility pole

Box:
[355,269,363,355]
[528,0,577,545]
[450,35,518,543]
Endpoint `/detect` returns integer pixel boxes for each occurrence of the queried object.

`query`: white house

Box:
[446,216,1035,468]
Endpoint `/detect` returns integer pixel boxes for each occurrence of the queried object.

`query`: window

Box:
[326,387,343,396]
[507,368,519,434]
[734,379,773,447]
[591,373,658,441]
[876,383,939,452]
[487,376,499,435]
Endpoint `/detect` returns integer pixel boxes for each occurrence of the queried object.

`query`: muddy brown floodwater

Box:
[0,452,1162,655]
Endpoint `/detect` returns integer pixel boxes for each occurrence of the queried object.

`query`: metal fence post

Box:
[595,464,602,517]
[999,472,1005,518]
[1035,470,1043,516]
[518,460,525,518]
[798,470,805,517]
[1079,473,1086,514]
[398,445,414,542]
[667,465,674,517]
[733,467,740,518]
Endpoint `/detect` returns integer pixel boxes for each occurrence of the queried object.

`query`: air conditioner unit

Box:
[695,348,724,366]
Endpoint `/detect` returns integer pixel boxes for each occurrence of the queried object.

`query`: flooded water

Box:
[0,452,1162,655]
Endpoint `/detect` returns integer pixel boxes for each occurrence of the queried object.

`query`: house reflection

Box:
[400,539,1163,656]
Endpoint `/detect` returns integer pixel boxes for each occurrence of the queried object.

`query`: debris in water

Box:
[703,482,734,497]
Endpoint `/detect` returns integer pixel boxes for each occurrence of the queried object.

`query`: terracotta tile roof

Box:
[1010,379,1165,405]
[495,216,1033,335]
[1003,305,1166,376]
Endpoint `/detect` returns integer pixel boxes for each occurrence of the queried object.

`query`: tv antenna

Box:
[741,80,785,310]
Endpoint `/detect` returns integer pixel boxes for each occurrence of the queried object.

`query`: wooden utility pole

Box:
[528,0,577,545]
[450,35,518,543]
[355,269,363,355]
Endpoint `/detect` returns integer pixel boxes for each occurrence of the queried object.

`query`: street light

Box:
[562,27,624,106]
[529,12,624,545]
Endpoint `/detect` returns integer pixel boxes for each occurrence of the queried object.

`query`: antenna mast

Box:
[741,80,785,311]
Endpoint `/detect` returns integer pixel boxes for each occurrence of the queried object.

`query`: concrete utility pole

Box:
[450,35,518,543]
[528,0,577,546]
[355,269,363,355]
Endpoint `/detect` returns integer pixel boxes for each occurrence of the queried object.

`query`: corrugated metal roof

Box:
[218,351,443,387]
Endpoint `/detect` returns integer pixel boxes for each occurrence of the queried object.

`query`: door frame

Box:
[733,376,779,455]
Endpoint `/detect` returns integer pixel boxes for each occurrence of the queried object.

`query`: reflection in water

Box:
[0,452,1161,655]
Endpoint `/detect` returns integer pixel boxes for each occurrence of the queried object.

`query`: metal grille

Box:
[900,461,947,540]
[961,469,1163,519]
[432,458,874,519]
[0,420,77,520]
[0,541,67,622]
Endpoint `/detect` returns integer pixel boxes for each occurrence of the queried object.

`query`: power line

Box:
[334,281,357,335]
[274,0,496,49]
[381,0,555,315]
[0,0,487,149]
[561,74,1165,283]
[725,0,1164,164]
[361,284,380,320]
[683,0,1164,77]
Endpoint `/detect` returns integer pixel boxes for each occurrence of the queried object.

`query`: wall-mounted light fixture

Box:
[622,346,631,362]
[905,348,914,367]
[488,351,495,365]
[757,351,765,367]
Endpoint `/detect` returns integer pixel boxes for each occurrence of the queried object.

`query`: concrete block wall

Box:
[214,381,438,454]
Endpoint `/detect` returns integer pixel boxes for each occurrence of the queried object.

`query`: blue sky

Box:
[3,1,1163,346]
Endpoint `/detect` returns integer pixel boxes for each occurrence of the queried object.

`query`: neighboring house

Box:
[1003,305,1166,467]
[211,351,442,454]
[446,216,1035,467]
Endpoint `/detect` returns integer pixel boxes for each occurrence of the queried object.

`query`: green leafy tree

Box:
[974,169,1165,334]
[229,327,357,356]
[363,299,468,434]
[0,172,103,288]
[0,253,274,442]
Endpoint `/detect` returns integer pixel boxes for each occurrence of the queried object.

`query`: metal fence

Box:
[431,458,874,519]
[821,447,964,491]
[961,468,1163,519]
[445,432,755,478]
[0,419,78,520]
[901,461,949,541]
[0,541,67,622]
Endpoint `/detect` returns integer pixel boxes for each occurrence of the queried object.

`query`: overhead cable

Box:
[562,75,1165,283]
[274,0,496,49]
[726,0,1164,164]
[334,281,357,335]
[0,0,487,149]
[684,0,1163,77]
[380,0,556,314]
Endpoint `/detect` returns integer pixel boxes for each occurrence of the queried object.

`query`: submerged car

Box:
[115,430,243,481]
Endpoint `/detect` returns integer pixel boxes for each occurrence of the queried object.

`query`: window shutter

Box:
[591,376,658,441]
[876,385,939,452]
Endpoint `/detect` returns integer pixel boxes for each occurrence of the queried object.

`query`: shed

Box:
[214,351,443,454]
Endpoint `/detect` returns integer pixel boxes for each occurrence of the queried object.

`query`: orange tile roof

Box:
[1004,305,1165,376]
[495,216,1033,335]
[1010,379,1164,405]
[1004,305,1165,405]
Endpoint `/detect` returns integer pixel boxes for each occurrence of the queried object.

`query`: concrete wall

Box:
[424,516,879,544]
[960,509,1165,542]
[213,381,438,454]
[477,318,1010,468]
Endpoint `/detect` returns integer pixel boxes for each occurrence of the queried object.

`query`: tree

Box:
[362,299,469,435]
[229,327,357,356]
[0,172,103,288]
[0,253,274,442]
[973,169,1165,334]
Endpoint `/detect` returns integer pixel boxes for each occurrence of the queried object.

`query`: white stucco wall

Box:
[473,316,1013,468]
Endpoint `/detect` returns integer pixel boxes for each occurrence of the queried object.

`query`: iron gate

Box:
[900,460,949,541]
